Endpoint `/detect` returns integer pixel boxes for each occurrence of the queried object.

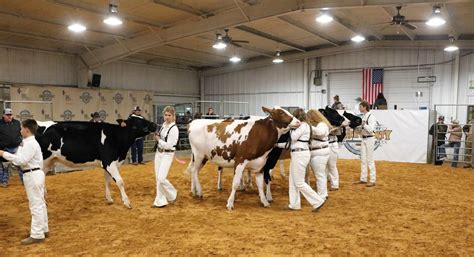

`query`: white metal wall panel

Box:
[204,60,305,115]
[0,47,77,86]
[93,62,199,95]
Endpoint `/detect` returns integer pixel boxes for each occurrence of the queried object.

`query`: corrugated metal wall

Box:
[204,60,305,115]
[204,48,471,121]
[0,47,77,86]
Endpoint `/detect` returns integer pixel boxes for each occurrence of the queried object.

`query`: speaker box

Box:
[313,70,322,86]
[91,73,101,87]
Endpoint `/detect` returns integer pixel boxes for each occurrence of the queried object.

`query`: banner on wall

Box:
[10,85,154,122]
[338,110,430,163]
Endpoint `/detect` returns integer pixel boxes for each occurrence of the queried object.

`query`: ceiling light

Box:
[444,36,459,52]
[321,8,330,10]
[104,4,123,26]
[351,35,365,42]
[272,51,284,64]
[316,13,333,24]
[426,6,446,27]
[212,34,227,49]
[68,23,86,33]
[229,56,241,63]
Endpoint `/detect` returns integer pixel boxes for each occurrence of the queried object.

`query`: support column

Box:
[199,72,205,114]
[303,58,309,110]
[452,52,460,119]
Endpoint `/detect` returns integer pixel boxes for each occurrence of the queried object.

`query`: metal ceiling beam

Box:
[278,16,341,46]
[331,9,384,40]
[382,7,416,40]
[151,0,210,17]
[197,35,275,57]
[80,0,470,69]
[202,40,474,76]
[0,28,103,48]
[235,25,306,52]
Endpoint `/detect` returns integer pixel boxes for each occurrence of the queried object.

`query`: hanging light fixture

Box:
[104,4,123,26]
[212,33,227,49]
[351,35,365,42]
[426,6,446,27]
[272,51,284,64]
[229,56,241,63]
[444,36,459,52]
[68,23,86,33]
[316,11,333,24]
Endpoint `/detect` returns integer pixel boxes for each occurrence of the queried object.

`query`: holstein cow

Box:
[36,115,157,209]
[187,106,300,210]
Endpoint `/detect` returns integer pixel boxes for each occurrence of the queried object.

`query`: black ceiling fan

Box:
[216,29,250,47]
[385,6,426,30]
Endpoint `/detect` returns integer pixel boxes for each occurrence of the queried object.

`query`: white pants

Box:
[289,151,325,210]
[326,142,340,189]
[24,170,48,239]
[153,152,177,207]
[310,148,330,199]
[360,137,376,183]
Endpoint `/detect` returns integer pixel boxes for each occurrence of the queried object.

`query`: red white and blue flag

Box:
[362,68,384,104]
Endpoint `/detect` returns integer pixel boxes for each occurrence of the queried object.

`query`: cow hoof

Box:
[226,206,234,211]
[262,202,270,208]
[193,195,203,200]
[124,203,132,209]
[267,199,273,203]
[217,188,222,192]
[106,200,114,205]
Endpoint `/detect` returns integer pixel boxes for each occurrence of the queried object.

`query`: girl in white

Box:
[358,101,377,187]
[278,108,325,212]
[307,109,331,200]
[326,128,340,191]
[152,106,179,208]
[0,119,48,245]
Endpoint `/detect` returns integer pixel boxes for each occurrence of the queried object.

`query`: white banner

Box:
[338,110,430,163]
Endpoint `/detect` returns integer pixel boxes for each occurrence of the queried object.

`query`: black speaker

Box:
[91,73,101,87]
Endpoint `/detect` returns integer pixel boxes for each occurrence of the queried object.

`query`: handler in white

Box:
[278,108,325,212]
[307,109,330,200]
[0,119,48,245]
[326,129,340,191]
[358,101,377,187]
[152,106,179,208]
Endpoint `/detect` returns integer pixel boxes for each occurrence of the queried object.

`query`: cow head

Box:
[262,106,300,134]
[118,115,158,137]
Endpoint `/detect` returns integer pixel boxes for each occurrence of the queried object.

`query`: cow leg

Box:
[255,172,270,207]
[245,169,253,190]
[226,161,248,210]
[265,170,273,202]
[105,161,131,209]
[217,167,223,191]
[189,155,205,198]
[104,171,113,204]
[279,160,286,178]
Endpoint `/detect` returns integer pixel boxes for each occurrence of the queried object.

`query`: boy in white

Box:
[0,119,48,245]
[357,101,377,187]
[152,106,179,208]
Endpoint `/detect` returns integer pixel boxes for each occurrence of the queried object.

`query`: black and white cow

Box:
[36,115,157,209]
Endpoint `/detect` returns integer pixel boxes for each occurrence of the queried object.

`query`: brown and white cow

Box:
[187,106,300,210]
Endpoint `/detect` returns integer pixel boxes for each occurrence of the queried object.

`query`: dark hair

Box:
[22,119,38,135]
[292,108,307,122]
[359,101,370,111]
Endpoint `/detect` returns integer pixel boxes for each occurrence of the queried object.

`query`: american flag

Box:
[362,68,384,105]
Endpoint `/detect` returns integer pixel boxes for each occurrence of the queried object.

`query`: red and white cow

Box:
[187,106,300,210]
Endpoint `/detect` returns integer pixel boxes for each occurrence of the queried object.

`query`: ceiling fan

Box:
[213,29,249,49]
[385,6,425,30]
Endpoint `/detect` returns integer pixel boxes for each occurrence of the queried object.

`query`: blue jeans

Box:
[439,142,461,168]
[131,138,144,163]
[0,147,20,184]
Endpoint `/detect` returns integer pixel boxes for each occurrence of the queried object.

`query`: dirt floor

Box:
[1,159,474,256]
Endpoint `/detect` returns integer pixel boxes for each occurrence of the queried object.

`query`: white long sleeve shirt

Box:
[310,123,329,148]
[157,122,179,150]
[2,135,43,170]
[361,111,377,136]
[277,122,310,150]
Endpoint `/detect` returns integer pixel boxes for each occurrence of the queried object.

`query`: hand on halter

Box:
[0,150,4,156]
[154,133,161,141]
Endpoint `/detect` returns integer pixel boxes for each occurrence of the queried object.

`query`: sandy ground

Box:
[1,159,474,256]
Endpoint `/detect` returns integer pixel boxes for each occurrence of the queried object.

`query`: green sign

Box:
[470,80,474,89]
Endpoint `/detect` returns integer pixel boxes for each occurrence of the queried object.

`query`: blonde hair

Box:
[307,109,332,129]
[163,106,176,122]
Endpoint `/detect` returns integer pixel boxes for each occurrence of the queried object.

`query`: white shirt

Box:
[158,122,179,150]
[3,135,43,170]
[310,123,329,148]
[277,122,310,150]
[361,111,377,136]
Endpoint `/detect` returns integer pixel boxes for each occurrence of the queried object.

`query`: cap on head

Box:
[3,108,12,115]
[452,119,459,124]
[133,106,141,112]
[438,115,445,120]
[91,112,100,118]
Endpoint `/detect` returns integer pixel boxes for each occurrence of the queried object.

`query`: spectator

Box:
[439,119,462,168]
[373,93,388,110]
[90,112,102,123]
[463,119,473,168]
[331,95,344,110]
[0,108,22,187]
[429,115,447,165]
[184,111,193,123]
[206,107,216,116]
[354,97,362,114]
[129,106,145,165]
[193,112,202,119]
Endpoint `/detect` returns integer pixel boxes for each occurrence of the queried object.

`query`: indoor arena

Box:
[0,0,473,255]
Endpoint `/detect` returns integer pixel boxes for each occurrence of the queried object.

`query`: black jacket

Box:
[0,118,22,149]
